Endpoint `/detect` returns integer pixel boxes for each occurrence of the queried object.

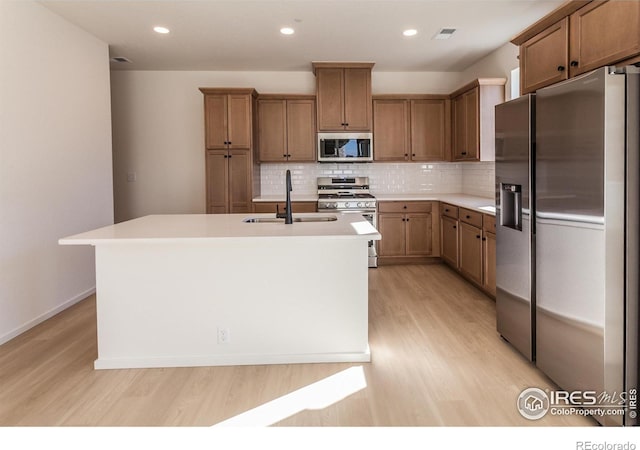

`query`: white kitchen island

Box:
[59,213,380,370]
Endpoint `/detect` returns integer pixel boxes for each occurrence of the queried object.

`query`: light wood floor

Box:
[0,264,595,426]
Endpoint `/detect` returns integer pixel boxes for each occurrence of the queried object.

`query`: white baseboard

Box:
[0,287,95,346]
[94,349,371,370]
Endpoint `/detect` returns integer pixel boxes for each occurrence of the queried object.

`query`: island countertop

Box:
[59,213,381,245]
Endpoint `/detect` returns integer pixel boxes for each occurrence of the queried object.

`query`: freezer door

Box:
[495,95,534,361]
[536,67,627,426]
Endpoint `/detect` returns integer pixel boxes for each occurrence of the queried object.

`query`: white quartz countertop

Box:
[59,213,381,245]
[375,194,496,216]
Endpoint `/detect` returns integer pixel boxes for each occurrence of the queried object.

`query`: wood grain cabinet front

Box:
[377,201,439,263]
[257,96,316,163]
[313,63,374,132]
[450,79,504,162]
[373,96,449,162]
[200,88,258,214]
[513,0,640,94]
[252,202,317,214]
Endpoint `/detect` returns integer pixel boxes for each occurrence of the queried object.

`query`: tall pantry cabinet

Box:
[199,88,260,214]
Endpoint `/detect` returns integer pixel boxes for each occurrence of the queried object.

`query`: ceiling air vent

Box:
[110,56,131,63]
[433,28,457,40]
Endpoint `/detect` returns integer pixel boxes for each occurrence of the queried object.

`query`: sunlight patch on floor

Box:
[213,366,367,426]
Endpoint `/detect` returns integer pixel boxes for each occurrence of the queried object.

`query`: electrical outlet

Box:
[127,172,137,182]
[217,328,230,344]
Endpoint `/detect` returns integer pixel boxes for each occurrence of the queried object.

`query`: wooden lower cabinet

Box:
[440,215,459,268]
[206,150,252,214]
[377,201,439,264]
[252,202,317,214]
[459,222,483,285]
[483,231,496,297]
[440,203,495,298]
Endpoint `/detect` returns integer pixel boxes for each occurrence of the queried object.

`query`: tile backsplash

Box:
[260,161,495,199]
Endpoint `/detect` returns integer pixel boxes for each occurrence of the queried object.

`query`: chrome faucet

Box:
[275,169,293,224]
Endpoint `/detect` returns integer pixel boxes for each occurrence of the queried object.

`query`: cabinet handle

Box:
[453,225,456,229]
[445,209,449,212]
[223,154,228,158]
[406,218,410,222]
[476,235,480,239]
[466,215,471,219]
[570,60,579,67]
[557,65,565,72]
[461,151,467,155]
[403,205,407,209]
[482,237,487,241]
[402,218,405,222]
[412,153,416,157]
[228,154,232,158]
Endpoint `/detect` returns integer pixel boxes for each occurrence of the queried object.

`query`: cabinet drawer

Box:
[378,201,432,214]
[253,202,317,213]
[459,208,483,228]
[440,203,459,219]
[483,214,496,233]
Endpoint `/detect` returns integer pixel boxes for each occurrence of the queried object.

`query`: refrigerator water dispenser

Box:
[500,183,522,231]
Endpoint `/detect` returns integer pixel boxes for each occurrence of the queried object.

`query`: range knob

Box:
[357,202,364,208]
[345,202,352,208]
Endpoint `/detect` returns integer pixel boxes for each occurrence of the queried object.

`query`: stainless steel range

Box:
[317,177,378,267]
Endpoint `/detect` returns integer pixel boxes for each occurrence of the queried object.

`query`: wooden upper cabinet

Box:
[520,18,569,95]
[569,0,640,77]
[343,68,372,131]
[313,63,374,132]
[258,99,287,161]
[451,80,503,162]
[373,96,449,162]
[204,95,228,150]
[203,92,252,150]
[513,0,640,93]
[411,99,448,161]
[286,99,316,162]
[373,99,410,161]
[258,96,316,163]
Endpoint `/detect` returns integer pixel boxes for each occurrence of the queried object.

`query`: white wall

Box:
[110,70,462,222]
[0,1,113,344]
[457,42,520,101]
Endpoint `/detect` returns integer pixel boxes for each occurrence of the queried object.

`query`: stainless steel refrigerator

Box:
[495,94,535,362]
[535,66,638,426]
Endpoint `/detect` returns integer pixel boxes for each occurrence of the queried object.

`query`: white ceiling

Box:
[38,0,564,72]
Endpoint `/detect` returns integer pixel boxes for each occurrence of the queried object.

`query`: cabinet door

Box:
[378,214,406,257]
[520,18,569,94]
[205,95,228,150]
[343,68,372,131]
[463,88,479,160]
[569,0,640,77]
[373,99,409,161]
[452,94,467,160]
[228,150,252,213]
[287,99,316,162]
[227,94,252,149]
[411,99,446,161]
[258,99,287,162]
[483,231,496,297]
[441,216,459,267]
[206,150,229,213]
[405,213,432,256]
[316,68,345,131]
[459,222,483,285]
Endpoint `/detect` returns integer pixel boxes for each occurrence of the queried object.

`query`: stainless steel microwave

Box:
[317,133,373,163]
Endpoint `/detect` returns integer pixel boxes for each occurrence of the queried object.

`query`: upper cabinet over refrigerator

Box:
[495,94,535,362]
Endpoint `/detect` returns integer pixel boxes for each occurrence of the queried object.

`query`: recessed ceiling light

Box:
[403,29,418,37]
[280,27,295,35]
[110,56,132,64]
[433,28,457,40]
[153,26,170,34]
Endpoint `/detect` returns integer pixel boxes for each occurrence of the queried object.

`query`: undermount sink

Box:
[243,215,338,223]
[478,205,496,213]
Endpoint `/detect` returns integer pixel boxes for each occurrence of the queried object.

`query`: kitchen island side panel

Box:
[93,238,369,369]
